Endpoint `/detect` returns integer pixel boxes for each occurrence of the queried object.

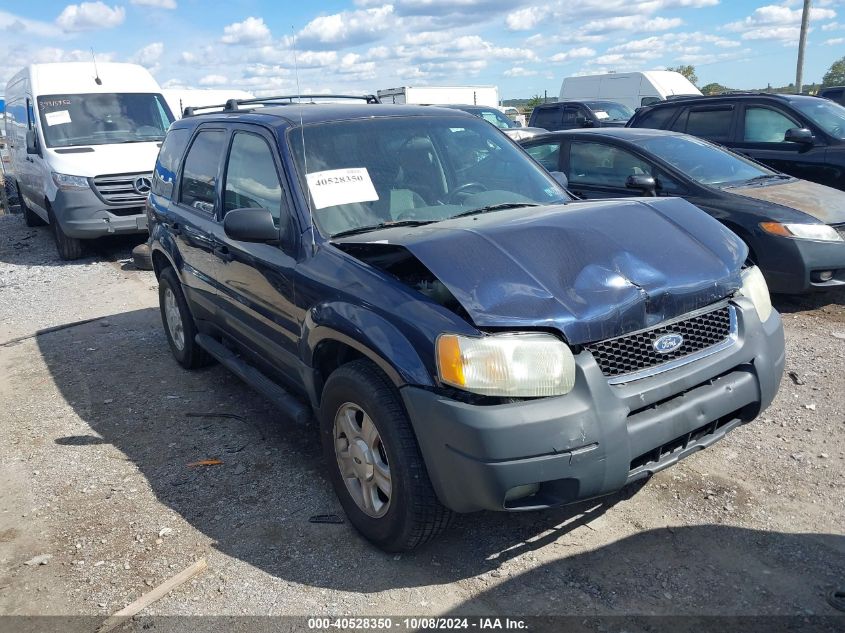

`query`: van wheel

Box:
[158,267,212,369]
[320,360,452,552]
[47,207,83,260]
[20,193,45,227]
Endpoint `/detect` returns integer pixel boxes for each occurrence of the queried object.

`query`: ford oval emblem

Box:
[653,333,684,354]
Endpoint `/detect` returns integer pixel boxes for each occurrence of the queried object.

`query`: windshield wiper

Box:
[117,138,164,144]
[451,202,539,219]
[744,174,791,183]
[331,220,436,238]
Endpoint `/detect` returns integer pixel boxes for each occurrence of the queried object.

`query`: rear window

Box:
[684,108,734,142]
[152,128,190,198]
[634,106,679,130]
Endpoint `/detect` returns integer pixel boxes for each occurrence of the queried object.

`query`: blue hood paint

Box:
[347,198,747,344]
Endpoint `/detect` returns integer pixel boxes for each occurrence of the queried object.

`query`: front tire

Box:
[158,267,211,369]
[47,207,83,260]
[320,360,452,551]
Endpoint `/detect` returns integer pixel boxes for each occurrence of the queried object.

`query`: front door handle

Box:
[213,245,234,263]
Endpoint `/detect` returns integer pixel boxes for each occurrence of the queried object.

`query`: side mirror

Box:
[575,116,593,128]
[784,127,814,145]
[550,171,569,189]
[626,174,657,196]
[223,207,279,243]
[26,129,39,155]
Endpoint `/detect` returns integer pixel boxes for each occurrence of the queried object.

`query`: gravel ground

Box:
[0,213,843,630]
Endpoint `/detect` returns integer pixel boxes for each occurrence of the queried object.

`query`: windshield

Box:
[639,134,777,186]
[472,108,516,129]
[289,116,570,237]
[584,101,634,122]
[37,93,174,147]
[790,98,845,140]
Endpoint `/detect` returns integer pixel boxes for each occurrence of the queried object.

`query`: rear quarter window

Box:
[152,128,190,198]
[684,108,734,142]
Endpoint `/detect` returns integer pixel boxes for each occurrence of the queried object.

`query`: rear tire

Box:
[158,267,212,369]
[320,359,452,551]
[47,206,83,260]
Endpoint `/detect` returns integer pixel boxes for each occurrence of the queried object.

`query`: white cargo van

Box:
[4,62,174,259]
[377,86,500,107]
[559,71,701,111]
[163,88,254,119]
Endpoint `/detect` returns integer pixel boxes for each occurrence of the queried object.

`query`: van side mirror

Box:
[550,171,569,189]
[26,129,39,155]
[626,174,657,196]
[223,207,279,243]
[784,127,813,145]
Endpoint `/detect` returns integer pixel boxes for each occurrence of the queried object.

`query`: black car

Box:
[627,93,845,192]
[520,128,845,294]
[529,100,633,131]
[148,96,784,551]
[818,86,845,106]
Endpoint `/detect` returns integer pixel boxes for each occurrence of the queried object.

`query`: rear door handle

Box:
[213,245,234,263]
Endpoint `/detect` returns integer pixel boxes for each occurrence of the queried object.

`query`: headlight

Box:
[738,266,773,323]
[436,332,576,397]
[760,222,843,242]
[51,172,90,191]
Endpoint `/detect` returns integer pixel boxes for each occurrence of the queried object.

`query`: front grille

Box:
[585,305,733,379]
[91,172,151,206]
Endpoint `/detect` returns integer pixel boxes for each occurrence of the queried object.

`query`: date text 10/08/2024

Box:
[307,617,528,630]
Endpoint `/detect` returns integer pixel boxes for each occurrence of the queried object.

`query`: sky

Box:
[1,0,844,100]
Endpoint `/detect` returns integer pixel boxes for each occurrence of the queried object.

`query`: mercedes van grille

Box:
[91,172,152,206]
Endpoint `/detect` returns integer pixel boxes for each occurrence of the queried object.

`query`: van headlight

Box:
[51,172,90,191]
[738,266,773,323]
[436,332,576,397]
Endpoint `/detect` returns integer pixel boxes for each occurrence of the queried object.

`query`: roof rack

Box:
[183,94,381,117]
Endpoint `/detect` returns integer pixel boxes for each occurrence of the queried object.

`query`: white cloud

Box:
[296,5,395,48]
[583,14,683,33]
[221,16,271,45]
[504,66,538,77]
[822,21,842,31]
[824,36,844,45]
[505,7,548,31]
[0,10,63,37]
[550,47,597,62]
[198,74,228,86]
[130,42,164,69]
[130,0,177,8]
[56,2,125,32]
[725,3,837,41]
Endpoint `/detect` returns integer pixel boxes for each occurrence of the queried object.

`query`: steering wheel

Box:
[445,182,488,204]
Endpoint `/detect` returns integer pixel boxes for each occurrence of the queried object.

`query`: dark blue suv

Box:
[148,96,785,551]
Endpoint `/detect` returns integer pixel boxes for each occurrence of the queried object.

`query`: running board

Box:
[195,334,312,425]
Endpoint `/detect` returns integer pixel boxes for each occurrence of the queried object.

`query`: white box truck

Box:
[559,71,701,110]
[4,62,174,259]
[377,86,499,107]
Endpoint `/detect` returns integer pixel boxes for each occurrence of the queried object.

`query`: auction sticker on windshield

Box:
[306,168,379,210]
[44,110,72,126]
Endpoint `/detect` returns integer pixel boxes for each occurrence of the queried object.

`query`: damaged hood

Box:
[342,198,746,344]
[728,178,845,225]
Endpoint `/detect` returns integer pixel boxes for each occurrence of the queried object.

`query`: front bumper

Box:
[402,300,784,513]
[51,187,148,239]
[757,232,845,293]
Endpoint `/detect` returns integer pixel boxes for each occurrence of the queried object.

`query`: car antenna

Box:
[291,27,316,252]
[90,48,102,85]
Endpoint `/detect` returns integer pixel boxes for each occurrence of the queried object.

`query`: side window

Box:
[637,106,679,130]
[685,107,734,141]
[524,142,562,172]
[179,129,226,213]
[561,107,580,128]
[641,96,661,107]
[568,141,652,187]
[532,107,561,129]
[656,172,685,195]
[152,128,190,198]
[743,106,799,143]
[223,132,285,226]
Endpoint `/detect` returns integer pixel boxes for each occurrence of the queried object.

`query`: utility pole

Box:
[796,0,812,93]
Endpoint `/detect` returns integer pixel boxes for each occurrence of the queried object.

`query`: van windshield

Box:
[37,93,174,148]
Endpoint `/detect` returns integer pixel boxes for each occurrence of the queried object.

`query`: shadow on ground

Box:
[31,307,845,616]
